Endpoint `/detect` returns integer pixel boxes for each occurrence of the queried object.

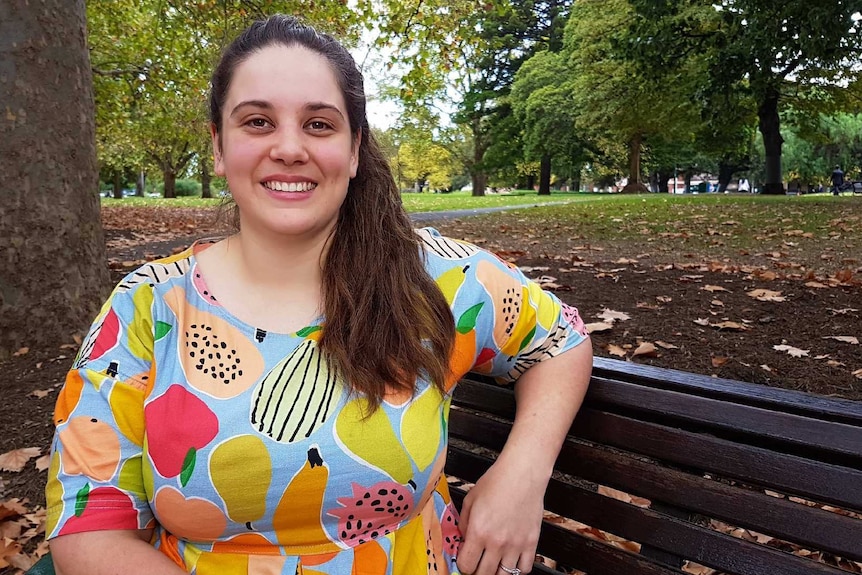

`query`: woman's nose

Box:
[269,126,309,164]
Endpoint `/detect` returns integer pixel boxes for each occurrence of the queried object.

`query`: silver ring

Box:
[499,565,521,575]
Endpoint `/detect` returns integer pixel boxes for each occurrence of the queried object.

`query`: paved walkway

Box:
[409,200,577,222]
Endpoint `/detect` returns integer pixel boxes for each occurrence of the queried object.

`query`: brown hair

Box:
[209,15,454,407]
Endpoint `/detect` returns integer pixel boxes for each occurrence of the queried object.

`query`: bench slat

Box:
[447,447,850,575]
[450,487,685,575]
[573,409,862,511]
[449,408,862,561]
[587,377,862,463]
[592,358,862,425]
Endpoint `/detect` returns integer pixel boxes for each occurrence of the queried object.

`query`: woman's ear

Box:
[210,123,225,177]
[350,129,362,178]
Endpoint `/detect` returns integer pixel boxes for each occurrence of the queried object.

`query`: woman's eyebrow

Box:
[305,102,345,120]
[229,100,272,118]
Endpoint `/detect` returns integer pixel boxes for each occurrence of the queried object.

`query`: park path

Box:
[109,200,578,261]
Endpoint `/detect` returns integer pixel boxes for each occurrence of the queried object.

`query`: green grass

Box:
[100,190,587,212]
[481,193,862,253]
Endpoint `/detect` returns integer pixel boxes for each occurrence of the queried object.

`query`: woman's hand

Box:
[455,455,547,575]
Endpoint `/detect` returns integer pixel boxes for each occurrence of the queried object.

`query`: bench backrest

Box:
[446,357,862,575]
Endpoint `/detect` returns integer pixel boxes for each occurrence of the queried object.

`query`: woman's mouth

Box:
[262,181,317,192]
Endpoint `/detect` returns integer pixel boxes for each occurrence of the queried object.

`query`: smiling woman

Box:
[44,14,592,575]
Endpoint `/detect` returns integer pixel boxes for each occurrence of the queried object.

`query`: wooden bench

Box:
[446,356,862,575]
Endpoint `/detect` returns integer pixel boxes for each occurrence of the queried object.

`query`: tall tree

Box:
[627,0,862,194]
[0,0,110,358]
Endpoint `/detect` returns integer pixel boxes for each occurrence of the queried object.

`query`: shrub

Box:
[156,178,201,197]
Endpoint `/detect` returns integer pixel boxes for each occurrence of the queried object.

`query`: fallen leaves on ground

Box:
[0,499,48,572]
[0,448,41,473]
[747,289,786,302]
[774,344,810,358]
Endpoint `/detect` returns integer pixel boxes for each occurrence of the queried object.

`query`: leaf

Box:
[656,296,672,303]
[773,345,809,358]
[597,309,630,323]
[633,342,657,357]
[517,325,537,353]
[12,347,29,357]
[822,336,859,345]
[655,340,678,349]
[75,483,91,517]
[585,322,614,333]
[456,302,484,334]
[28,389,51,399]
[853,369,862,380]
[805,281,828,289]
[180,447,196,487]
[710,299,724,307]
[154,321,173,341]
[747,289,786,302]
[296,325,322,338]
[0,448,41,472]
[693,318,710,326]
[713,321,748,331]
[34,454,51,472]
[702,285,730,292]
[606,344,627,357]
[711,356,729,367]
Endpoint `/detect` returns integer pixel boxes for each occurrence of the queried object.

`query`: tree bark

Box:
[470,172,486,197]
[657,169,673,194]
[621,134,648,193]
[717,161,735,194]
[163,160,177,198]
[758,89,784,195]
[135,171,145,197]
[538,154,552,195]
[112,169,123,199]
[0,0,110,358]
[201,156,212,199]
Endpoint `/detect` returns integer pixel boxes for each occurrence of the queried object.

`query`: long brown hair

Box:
[209,15,455,407]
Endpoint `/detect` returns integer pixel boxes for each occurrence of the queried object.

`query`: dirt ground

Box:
[1,203,860,572]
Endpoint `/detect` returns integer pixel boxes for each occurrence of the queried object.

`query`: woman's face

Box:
[212,44,359,243]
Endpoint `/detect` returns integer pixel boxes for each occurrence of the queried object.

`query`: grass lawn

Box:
[101,189,586,212]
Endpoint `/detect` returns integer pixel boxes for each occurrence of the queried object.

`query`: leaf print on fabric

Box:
[57,416,122,482]
[144,385,218,479]
[164,286,264,398]
[327,480,415,545]
[251,340,343,443]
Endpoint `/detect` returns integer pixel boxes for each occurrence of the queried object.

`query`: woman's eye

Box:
[248,118,269,128]
[308,121,331,131]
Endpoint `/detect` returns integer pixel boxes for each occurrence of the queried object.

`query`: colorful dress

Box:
[46,228,589,575]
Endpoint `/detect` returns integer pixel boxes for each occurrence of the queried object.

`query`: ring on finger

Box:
[499,564,521,575]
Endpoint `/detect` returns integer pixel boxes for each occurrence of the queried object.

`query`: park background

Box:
[1,1,861,573]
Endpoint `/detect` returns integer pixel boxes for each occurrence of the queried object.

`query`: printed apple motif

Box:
[144,385,218,484]
[57,416,122,482]
[59,485,138,535]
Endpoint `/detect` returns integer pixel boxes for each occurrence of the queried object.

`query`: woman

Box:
[46,15,592,575]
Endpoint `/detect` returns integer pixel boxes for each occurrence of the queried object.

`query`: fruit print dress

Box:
[46,227,589,575]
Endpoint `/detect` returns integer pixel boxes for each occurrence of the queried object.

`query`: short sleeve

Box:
[420,227,589,386]
[46,279,157,538]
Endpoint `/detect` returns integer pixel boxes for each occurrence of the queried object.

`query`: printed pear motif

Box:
[272,447,333,547]
[153,485,227,541]
[476,260,537,357]
[400,386,444,472]
[210,435,272,525]
[164,286,264,398]
[251,339,343,443]
[335,397,413,484]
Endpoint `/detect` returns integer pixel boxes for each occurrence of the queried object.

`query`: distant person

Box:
[738,178,751,193]
[831,165,845,195]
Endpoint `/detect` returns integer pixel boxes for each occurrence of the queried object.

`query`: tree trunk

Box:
[657,169,673,194]
[135,171,145,197]
[684,172,692,194]
[201,156,212,199]
[0,0,110,358]
[621,134,648,193]
[163,165,177,198]
[572,174,581,193]
[717,161,735,193]
[112,170,123,199]
[526,174,535,190]
[758,89,784,195]
[470,172,486,197]
[538,154,552,195]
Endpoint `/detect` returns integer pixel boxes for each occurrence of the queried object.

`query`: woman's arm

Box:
[455,339,593,575]
[50,529,187,575]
